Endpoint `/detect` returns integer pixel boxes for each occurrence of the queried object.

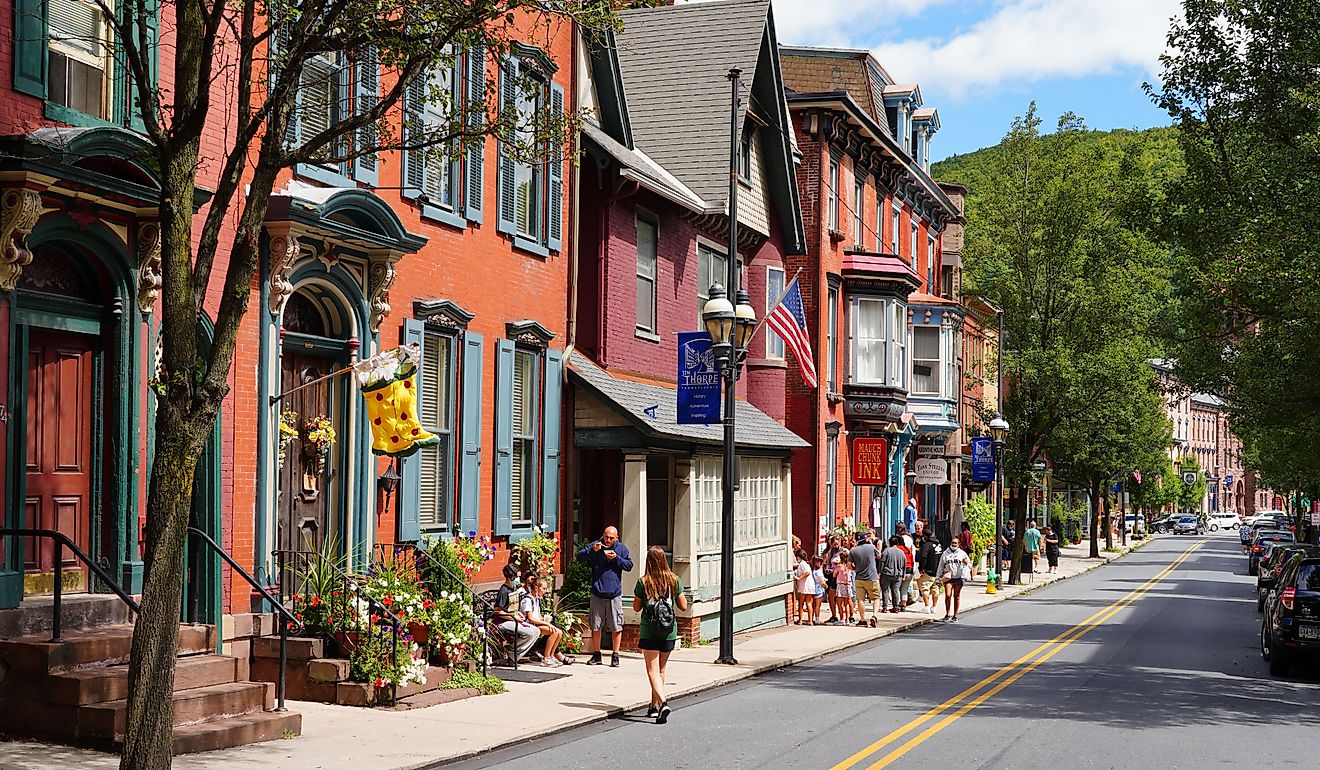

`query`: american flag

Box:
[766,279,818,389]
[1133,468,1142,485]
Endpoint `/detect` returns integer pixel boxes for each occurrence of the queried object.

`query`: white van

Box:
[1207,511,1240,531]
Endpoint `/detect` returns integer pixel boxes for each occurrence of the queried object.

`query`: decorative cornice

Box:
[266,225,301,316]
[512,41,559,75]
[505,319,556,348]
[679,209,767,252]
[413,298,476,331]
[0,188,42,293]
[136,221,161,315]
[367,255,399,334]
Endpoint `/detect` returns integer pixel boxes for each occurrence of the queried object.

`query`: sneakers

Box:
[950,616,959,623]
[610,652,621,668]
[941,615,952,622]
[586,652,603,666]
[656,702,672,724]
[646,705,659,718]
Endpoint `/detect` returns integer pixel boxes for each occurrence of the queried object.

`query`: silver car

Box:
[1173,515,1203,535]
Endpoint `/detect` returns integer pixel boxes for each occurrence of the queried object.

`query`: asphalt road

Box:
[443,533,1320,769]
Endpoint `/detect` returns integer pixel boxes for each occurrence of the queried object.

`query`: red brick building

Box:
[779,47,962,547]
[569,0,809,642]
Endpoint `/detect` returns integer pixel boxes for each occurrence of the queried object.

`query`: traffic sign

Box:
[1182,472,1198,485]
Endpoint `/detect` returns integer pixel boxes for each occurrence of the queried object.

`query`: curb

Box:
[423,538,1153,768]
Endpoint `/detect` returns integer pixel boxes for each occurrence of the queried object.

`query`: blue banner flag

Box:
[970,436,995,482]
[677,331,721,424]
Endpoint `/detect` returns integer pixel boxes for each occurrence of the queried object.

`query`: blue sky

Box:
[769,0,1181,161]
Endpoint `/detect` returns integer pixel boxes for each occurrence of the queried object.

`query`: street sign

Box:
[970,437,995,482]
[915,458,948,485]
[1312,510,1320,526]
[1182,472,1198,485]
[1031,459,1048,472]
[917,444,944,457]
[676,332,720,424]
[851,437,889,485]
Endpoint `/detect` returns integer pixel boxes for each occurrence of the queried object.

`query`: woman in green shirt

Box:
[633,545,688,724]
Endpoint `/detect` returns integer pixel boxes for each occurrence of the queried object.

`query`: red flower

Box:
[371,614,381,624]
[309,596,322,607]
[374,678,384,688]
[382,596,393,606]
[286,622,296,631]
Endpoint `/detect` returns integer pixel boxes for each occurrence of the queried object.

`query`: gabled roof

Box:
[614,0,805,252]
[581,123,712,214]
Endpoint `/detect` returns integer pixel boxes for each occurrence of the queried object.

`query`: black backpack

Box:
[643,582,676,638]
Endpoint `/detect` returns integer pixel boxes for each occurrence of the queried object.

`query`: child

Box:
[811,556,828,624]
[834,557,855,624]
[793,549,815,625]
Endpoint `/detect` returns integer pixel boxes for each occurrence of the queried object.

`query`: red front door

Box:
[23,329,95,593]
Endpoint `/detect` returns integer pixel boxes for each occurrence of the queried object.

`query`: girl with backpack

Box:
[633,545,688,724]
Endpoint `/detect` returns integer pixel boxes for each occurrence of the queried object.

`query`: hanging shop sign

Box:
[970,437,995,483]
[915,458,948,485]
[677,331,721,425]
[851,437,889,485]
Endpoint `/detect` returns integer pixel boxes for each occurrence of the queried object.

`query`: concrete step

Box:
[0,624,213,674]
[166,709,302,755]
[0,595,133,639]
[79,681,274,741]
[45,654,241,705]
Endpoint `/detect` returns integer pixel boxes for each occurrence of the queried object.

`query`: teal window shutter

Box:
[353,46,380,185]
[540,348,562,533]
[546,82,565,251]
[458,331,484,535]
[495,58,517,235]
[493,339,515,535]
[13,0,48,98]
[401,74,426,197]
[128,0,161,132]
[397,319,425,542]
[463,45,485,223]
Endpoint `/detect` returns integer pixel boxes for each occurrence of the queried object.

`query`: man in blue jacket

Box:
[576,526,633,666]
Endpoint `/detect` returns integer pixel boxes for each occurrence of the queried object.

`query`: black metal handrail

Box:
[272,548,405,704]
[0,528,139,643]
[404,543,502,675]
[187,527,300,711]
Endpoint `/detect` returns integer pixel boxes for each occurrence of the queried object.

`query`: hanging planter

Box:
[302,414,336,476]
[278,409,299,469]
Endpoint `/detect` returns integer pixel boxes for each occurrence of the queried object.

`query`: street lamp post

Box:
[704,66,755,666]
[989,414,1009,580]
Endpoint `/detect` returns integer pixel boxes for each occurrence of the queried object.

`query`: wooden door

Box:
[278,352,337,559]
[24,329,95,593]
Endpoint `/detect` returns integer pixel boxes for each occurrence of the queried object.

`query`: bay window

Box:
[890,203,901,255]
[911,326,940,395]
[850,298,887,384]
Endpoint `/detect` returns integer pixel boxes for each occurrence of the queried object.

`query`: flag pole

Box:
[744,266,802,346]
[268,346,401,405]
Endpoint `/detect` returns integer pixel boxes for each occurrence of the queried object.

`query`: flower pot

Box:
[408,621,429,647]
[333,630,360,657]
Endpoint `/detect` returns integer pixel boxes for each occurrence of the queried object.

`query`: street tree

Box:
[67,2,621,768]
[1131,455,1180,518]
[939,105,1173,583]
[1149,0,1320,497]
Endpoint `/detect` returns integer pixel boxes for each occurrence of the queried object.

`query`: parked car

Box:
[1123,513,1148,535]
[1249,531,1296,576]
[1207,512,1240,531]
[1151,515,1179,534]
[1258,544,1320,612]
[1260,554,1320,676]
[1173,515,1203,535]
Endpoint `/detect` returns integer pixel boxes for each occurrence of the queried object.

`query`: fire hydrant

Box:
[986,568,998,594]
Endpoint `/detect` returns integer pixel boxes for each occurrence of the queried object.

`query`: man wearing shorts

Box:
[576,526,633,666]
[916,536,943,615]
[849,533,881,627]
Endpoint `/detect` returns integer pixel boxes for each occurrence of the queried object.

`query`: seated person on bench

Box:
[494,564,539,663]
[519,576,575,667]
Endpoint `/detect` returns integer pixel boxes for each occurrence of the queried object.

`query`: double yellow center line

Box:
[832,539,1207,770]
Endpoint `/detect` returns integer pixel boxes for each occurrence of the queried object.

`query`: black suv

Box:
[1261,554,1320,676]
[1258,544,1320,612]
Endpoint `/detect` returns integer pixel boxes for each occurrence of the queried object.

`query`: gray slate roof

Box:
[582,123,712,214]
[568,352,808,450]
[615,0,770,212]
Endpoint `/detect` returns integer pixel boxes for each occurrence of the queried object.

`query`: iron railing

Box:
[0,528,139,643]
[272,548,406,704]
[187,527,300,711]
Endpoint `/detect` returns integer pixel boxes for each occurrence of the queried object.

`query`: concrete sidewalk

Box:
[0,537,1150,770]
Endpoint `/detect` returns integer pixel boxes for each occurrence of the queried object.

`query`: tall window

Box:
[738,128,753,181]
[853,179,865,246]
[403,50,470,219]
[513,78,544,240]
[510,349,540,523]
[910,221,919,272]
[891,203,901,255]
[647,456,671,548]
[766,267,785,358]
[697,243,728,319]
[418,331,456,530]
[826,285,839,391]
[912,326,940,395]
[927,233,936,292]
[48,0,110,117]
[496,47,564,253]
[825,432,838,522]
[851,298,887,384]
[636,216,658,333]
[891,302,907,389]
[828,159,840,231]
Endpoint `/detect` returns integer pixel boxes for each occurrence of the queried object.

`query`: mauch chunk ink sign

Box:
[677,331,721,424]
[851,437,889,486]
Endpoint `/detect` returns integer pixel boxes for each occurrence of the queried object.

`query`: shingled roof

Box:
[568,352,808,450]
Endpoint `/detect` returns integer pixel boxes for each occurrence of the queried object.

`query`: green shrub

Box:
[443,669,506,695]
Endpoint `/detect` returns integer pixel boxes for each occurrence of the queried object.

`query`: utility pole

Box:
[716,67,741,666]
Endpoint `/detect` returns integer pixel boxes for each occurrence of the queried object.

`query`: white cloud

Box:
[772,0,1180,101]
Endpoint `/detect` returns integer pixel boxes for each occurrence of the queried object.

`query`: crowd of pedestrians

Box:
[793,521,973,625]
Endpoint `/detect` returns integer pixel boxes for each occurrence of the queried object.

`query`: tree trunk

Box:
[1103,491,1114,552]
[120,414,207,769]
[1089,479,1101,558]
[1008,486,1028,584]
